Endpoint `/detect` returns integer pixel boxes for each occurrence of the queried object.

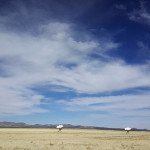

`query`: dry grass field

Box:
[0,128,150,150]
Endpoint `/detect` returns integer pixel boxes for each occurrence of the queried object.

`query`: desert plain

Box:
[0,128,150,150]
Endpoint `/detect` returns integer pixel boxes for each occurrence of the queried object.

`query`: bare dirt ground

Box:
[0,128,150,150]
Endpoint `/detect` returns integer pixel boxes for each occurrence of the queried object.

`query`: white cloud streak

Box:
[58,93,150,124]
[0,21,150,116]
[58,93,150,111]
[57,92,150,128]
[129,1,150,25]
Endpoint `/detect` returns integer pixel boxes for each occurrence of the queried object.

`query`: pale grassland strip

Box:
[0,128,150,150]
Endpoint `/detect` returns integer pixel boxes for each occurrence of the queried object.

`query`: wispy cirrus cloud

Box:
[0,21,150,116]
[57,92,150,128]
[58,92,150,112]
[129,1,150,25]
[0,21,119,116]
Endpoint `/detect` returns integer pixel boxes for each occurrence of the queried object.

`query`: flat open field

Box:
[0,128,150,150]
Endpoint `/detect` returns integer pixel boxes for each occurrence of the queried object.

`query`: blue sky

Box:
[0,0,150,129]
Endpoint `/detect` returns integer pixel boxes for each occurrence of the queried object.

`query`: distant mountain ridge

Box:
[0,122,149,131]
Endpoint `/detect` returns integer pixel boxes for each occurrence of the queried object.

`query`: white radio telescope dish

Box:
[125,127,131,134]
[56,125,63,132]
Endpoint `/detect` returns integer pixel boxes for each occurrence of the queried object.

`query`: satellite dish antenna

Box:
[56,125,63,132]
[125,127,131,134]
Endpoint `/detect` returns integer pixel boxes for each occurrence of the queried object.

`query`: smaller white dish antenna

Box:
[56,125,63,132]
[125,127,131,134]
